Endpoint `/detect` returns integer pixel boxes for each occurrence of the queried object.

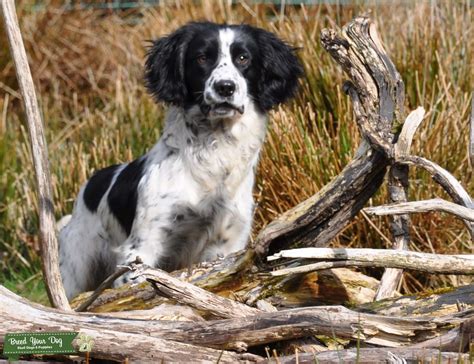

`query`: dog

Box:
[59,21,303,300]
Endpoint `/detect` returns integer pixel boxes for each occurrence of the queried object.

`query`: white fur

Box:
[204,29,249,117]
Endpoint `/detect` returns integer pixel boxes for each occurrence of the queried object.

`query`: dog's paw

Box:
[113,270,146,288]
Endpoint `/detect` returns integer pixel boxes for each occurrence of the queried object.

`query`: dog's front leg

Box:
[113,232,165,287]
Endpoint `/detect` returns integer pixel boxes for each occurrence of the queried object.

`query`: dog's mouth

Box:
[200,102,244,117]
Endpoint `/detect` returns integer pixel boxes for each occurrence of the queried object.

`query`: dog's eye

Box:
[196,55,207,65]
[236,54,249,66]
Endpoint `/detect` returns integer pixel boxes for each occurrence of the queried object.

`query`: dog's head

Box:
[145,22,303,120]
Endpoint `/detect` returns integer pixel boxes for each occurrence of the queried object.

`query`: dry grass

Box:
[0,0,472,302]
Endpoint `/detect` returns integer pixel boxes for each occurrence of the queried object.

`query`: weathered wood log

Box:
[1,285,467,354]
[414,316,473,352]
[360,284,474,318]
[268,248,474,275]
[365,198,474,222]
[253,16,406,257]
[132,264,261,318]
[0,0,70,310]
[0,286,258,362]
[258,348,470,364]
[72,263,379,312]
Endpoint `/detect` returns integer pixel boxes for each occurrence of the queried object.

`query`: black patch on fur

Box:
[83,164,120,212]
[89,255,115,291]
[251,27,304,111]
[185,122,199,136]
[107,158,146,236]
[145,22,218,106]
[162,227,173,237]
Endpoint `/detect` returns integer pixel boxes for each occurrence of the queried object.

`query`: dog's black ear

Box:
[145,27,191,105]
[255,29,303,111]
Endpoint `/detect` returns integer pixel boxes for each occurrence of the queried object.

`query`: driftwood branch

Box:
[398,155,474,239]
[268,248,474,275]
[376,108,425,300]
[413,317,473,352]
[359,284,474,317]
[397,156,473,208]
[0,286,259,362]
[132,264,261,319]
[253,16,405,256]
[394,107,425,159]
[0,0,70,310]
[365,198,474,222]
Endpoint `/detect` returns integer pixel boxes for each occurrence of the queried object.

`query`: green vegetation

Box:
[0,1,472,304]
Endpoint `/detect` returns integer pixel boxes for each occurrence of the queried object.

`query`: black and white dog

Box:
[59,22,302,299]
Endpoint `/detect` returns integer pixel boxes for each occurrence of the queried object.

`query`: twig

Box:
[364,198,474,222]
[0,0,70,310]
[75,257,142,312]
[268,248,474,275]
[132,264,261,319]
[266,260,376,276]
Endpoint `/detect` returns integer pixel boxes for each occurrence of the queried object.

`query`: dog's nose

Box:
[214,80,235,97]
